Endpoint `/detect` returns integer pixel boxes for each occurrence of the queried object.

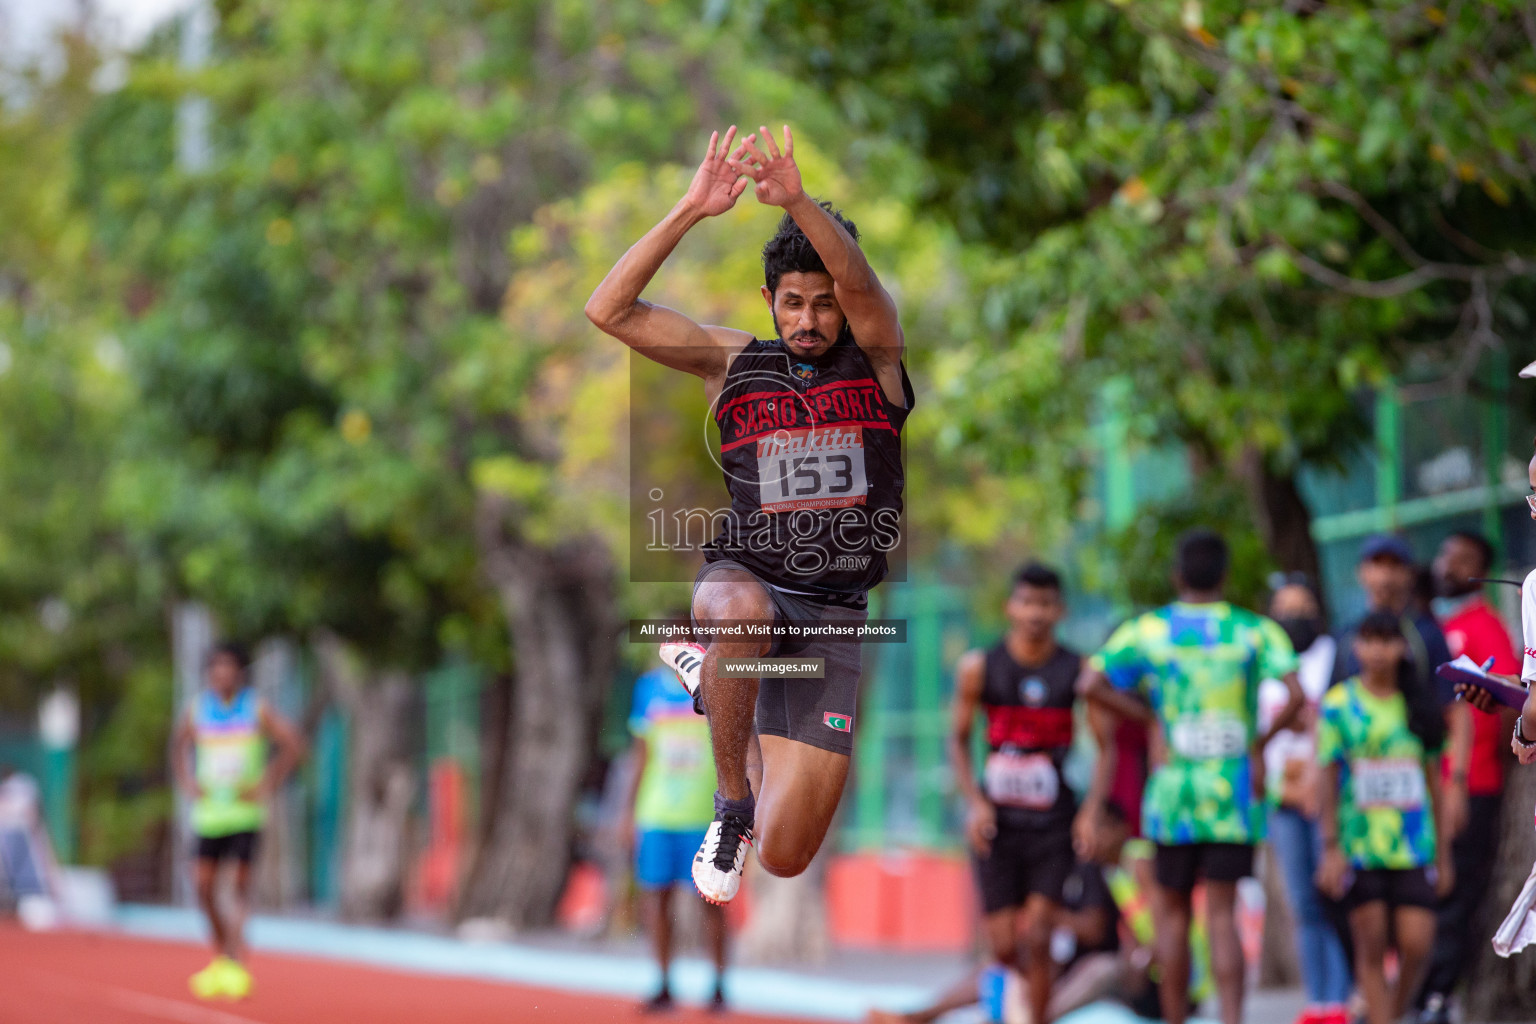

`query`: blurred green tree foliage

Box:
[750,0,1536,592]
[0,31,174,871]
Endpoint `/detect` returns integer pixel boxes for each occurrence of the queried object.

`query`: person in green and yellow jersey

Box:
[172,642,304,1001]
[1315,612,1452,1024]
[1080,529,1304,1024]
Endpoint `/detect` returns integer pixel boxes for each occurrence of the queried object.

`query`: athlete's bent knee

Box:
[756,840,813,878]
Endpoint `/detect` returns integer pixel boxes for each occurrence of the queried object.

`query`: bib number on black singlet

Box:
[756,427,869,512]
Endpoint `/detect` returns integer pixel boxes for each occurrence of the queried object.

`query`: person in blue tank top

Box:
[171,642,304,1001]
[586,125,912,905]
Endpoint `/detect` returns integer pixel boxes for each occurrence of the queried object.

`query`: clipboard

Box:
[1436,655,1530,710]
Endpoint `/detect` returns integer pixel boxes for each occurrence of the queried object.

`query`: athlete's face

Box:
[762,271,845,359]
[207,653,244,698]
[1354,633,1406,677]
[1005,584,1063,642]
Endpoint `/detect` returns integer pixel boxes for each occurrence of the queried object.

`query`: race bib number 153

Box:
[757,427,869,513]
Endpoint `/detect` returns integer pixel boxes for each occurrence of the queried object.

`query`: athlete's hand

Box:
[1435,853,1456,899]
[681,126,750,218]
[727,125,803,208]
[617,813,636,859]
[965,797,997,858]
[1315,847,1349,901]
[238,779,272,803]
[1440,782,1469,839]
[1072,806,1101,861]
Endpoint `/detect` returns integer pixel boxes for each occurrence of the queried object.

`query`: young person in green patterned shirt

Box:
[1080,530,1304,1024]
[1315,612,1452,1024]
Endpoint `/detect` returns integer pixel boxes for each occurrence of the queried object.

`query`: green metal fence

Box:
[845,352,1536,854]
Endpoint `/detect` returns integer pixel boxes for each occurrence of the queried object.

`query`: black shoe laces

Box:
[713,812,752,871]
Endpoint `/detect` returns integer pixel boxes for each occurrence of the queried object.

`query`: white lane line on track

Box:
[35,971,271,1024]
[106,988,272,1024]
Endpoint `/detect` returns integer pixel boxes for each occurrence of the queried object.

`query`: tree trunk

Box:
[457,492,616,929]
[1462,764,1536,1022]
[318,636,419,923]
[1239,450,1323,593]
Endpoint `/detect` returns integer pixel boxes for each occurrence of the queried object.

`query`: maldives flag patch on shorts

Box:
[824,712,852,732]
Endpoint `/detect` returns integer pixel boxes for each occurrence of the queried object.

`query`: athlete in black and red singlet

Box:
[586,125,912,904]
[949,563,1083,1024]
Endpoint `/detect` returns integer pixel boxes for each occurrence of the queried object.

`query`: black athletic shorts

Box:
[1154,842,1254,893]
[973,820,1075,914]
[1342,865,1438,913]
[194,830,260,864]
[693,559,866,757]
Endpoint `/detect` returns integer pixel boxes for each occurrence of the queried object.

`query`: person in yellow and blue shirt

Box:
[172,643,304,1002]
[1081,529,1304,1024]
[1315,612,1452,1024]
[623,665,728,1012]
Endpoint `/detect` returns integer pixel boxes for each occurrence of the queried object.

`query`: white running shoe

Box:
[659,641,707,702]
[693,813,753,905]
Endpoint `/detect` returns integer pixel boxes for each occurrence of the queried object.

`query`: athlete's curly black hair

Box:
[761,201,859,295]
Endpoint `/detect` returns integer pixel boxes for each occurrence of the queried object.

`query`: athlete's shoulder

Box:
[1225,604,1266,625]
[957,647,990,677]
[1231,606,1285,639]
[1104,609,1159,643]
[1320,678,1353,712]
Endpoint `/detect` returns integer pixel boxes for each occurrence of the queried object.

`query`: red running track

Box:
[0,924,806,1024]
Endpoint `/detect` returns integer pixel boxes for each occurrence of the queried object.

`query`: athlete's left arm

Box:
[1255,671,1305,749]
[1079,666,1154,726]
[730,126,906,407]
[255,703,307,799]
[1425,754,1456,897]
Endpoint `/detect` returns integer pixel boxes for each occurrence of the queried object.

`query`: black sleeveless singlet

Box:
[704,335,913,601]
[979,642,1082,829]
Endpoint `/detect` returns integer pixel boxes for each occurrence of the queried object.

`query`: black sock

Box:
[714,790,755,823]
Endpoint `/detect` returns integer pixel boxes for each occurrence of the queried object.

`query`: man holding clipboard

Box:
[1448,451,1536,764]
[1447,436,1536,959]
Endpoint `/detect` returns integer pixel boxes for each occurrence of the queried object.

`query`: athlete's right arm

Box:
[585,128,753,382]
[171,712,198,798]
[1313,760,1348,899]
[1074,698,1119,859]
[947,650,994,857]
[620,736,647,856]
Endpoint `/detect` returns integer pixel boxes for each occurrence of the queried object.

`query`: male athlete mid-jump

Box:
[586,125,913,903]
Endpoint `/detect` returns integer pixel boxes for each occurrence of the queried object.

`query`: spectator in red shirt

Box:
[1416,530,1519,1024]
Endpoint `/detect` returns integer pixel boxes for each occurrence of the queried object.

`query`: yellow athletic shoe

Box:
[218,959,254,1001]
[188,958,229,1000]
